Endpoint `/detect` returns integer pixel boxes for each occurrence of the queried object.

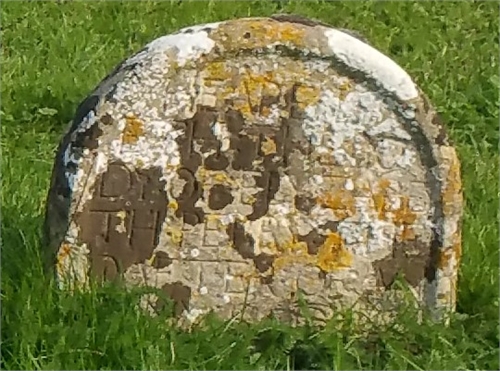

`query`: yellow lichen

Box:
[338,80,353,101]
[371,179,391,219]
[372,193,386,219]
[267,234,352,274]
[272,238,313,271]
[295,85,320,109]
[316,233,352,272]
[205,214,220,222]
[166,227,183,245]
[213,172,235,186]
[235,70,280,117]
[260,136,277,155]
[168,200,179,212]
[146,254,156,266]
[197,167,208,183]
[241,193,256,205]
[317,190,356,219]
[122,114,144,144]
[204,61,233,82]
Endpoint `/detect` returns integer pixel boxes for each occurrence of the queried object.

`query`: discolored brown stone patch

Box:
[155,282,191,316]
[372,240,431,288]
[298,221,339,256]
[227,222,255,259]
[153,251,173,269]
[175,168,205,225]
[253,253,275,273]
[208,184,234,210]
[227,222,276,277]
[294,195,315,214]
[72,120,103,151]
[77,162,167,280]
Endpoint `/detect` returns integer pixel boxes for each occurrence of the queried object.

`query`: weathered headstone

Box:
[45,16,463,324]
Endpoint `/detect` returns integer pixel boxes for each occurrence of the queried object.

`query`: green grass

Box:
[1,1,498,370]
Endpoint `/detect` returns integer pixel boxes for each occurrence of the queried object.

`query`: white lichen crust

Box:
[45,16,463,325]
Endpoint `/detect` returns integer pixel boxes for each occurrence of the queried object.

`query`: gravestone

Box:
[44,16,463,325]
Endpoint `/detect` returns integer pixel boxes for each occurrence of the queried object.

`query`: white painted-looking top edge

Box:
[126,22,222,66]
[324,29,419,101]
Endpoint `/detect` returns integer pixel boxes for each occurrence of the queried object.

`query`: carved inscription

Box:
[45,17,462,325]
[78,162,167,280]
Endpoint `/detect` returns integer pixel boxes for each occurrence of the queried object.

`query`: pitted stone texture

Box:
[44,16,463,325]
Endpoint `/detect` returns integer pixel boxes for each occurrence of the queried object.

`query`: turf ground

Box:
[1,1,499,370]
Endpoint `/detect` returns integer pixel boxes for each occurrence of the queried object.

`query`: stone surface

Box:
[44,16,463,325]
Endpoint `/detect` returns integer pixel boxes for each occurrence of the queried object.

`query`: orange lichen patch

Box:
[438,244,462,270]
[267,237,309,254]
[392,197,417,226]
[295,85,321,109]
[317,191,356,219]
[438,231,462,270]
[236,71,280,116]
[372,193,386,219]
[271,238,314,271]
[215,19,307,52]
[316,233,352,272]
[122,114,144,144]
[398,225,416,241]
[441,148,463,216]
[202,58,317,121]
[56,242,72,270]
[269,234,352,273]
[370,180,417,228]
[260,136,277,155]
[204,64,281,118]
[261,106,272,117]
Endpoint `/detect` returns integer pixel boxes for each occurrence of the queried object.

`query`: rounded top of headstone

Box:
[46,15,462,325]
